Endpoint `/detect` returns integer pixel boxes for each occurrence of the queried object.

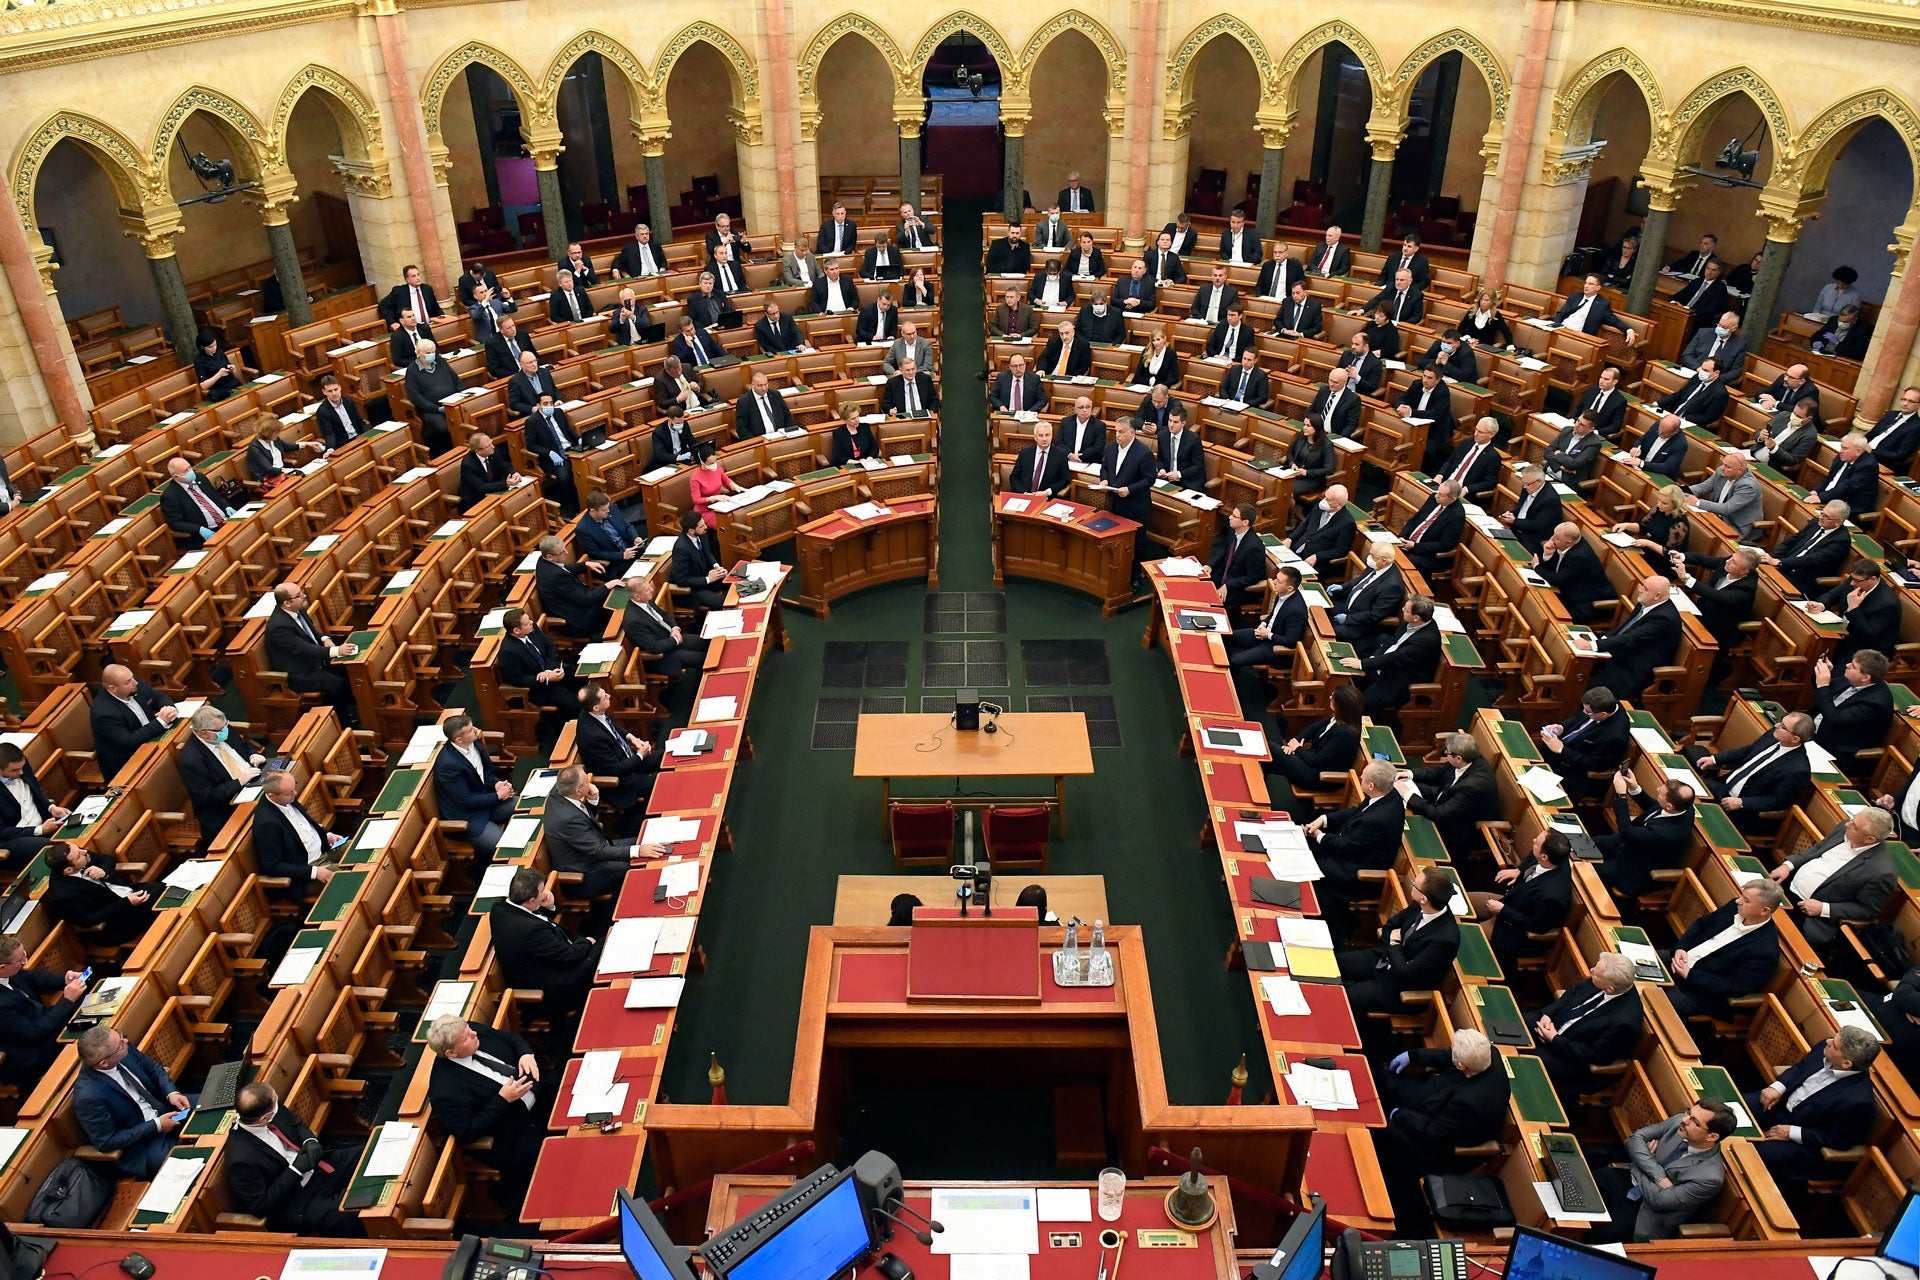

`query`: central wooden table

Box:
[851,711,1096,834]
[833,873,1110,925]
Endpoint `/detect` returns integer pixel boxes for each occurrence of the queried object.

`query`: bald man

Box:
[91,665,180,783]
[1574,577,1683,703]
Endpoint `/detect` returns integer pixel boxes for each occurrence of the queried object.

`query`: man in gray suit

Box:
[882,320,935,377]
[1686,450,1764,538]
[1592,1099,1734,1242]
[1770,806,1899,952]
[541,765,665,928]
[778,241,825,289]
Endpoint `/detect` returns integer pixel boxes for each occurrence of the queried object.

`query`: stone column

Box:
[637,122,674,245]
[0,211,90,438]
[1859,218,1920,421]
[1253,108,1293,237]
[896,104,924,211]
[1001,102,1031,225]
[126,210,198,360]
[794,99,824,233]
[1359,123,1404,253]
[370,0,446,290]
[1741,190,1817,348]
[1626,173,1684,317]
[524,129,571,260]
[1479,0,1559,289]
[251,171,312,325]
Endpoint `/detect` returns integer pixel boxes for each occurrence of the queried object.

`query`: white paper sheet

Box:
[476,863,517,901]
[1518,765,1568,801]
[654,917,696,954]
[1630,726,1672,753]
[365,1122,419,1177]
[599,917,663,976]
[694,695,739,722]
[522,770,558,798]
[497,816,539,849]
[1260,975,1311,1016]
[578,640,624,665]
[1283,1063,1356,1110]
[950,1260,1031,1280]
[1041,502,1078,520]
[1034,1187,1091,1222]
[135,1154,204,1216]
[642,815,701,845]
[278,1248,387,1280]
[623,976,686,1008]
[161,860,221,891]
[1277,918,1334,949]
[1533,1181,1614,1223]
[422,980,474,1022]
[930,1187,1040,1255]
[356,817,400,849]
[0,1128,29,1170]
[658,860,700,897]
[702,610,746,638]
[270,946,324,987]
[397,724,442,766]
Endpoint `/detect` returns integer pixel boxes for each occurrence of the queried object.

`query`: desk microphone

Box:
[873,1205,934,1246]
[888,1199,944,1236]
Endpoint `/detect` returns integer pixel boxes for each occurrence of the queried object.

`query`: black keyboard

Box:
[1541,1133,1602,1214]
[199,1060,244,1113]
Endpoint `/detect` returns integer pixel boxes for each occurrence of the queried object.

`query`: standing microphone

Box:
[872,1205,933,1246]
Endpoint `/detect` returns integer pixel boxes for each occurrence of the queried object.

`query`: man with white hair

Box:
[1530,952,1645,1106]
[1678,308,1748,377]
[1376,1027,1509,1234]
[425,1014,547,1207]
[1686,450,1763,538]
[176,706,267,843]
[1810,432,1880,516]
[1304,759,1406,939]
[1329,542,1405,651]
[1770,806,1898,953]
[1502,464,1561,554]
[1743,1028,1883,1184]
[1760,500,1852,596]
[1400,479,1466,575]
[403,339,462,454]
[1573,576,1682,703]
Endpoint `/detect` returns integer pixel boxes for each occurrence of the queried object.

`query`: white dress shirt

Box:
[1788,839,1873,910]
[1685,915,1762,963]
[272,800,324,865]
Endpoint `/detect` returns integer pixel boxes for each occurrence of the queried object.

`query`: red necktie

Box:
[271,1123,333,1173]
[1409,505,1441,542]
[1450,444,1481,484]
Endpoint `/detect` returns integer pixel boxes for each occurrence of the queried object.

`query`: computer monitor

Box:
[1503,1226,1657,1280]
[723,1172,874,1280]
[616,1189,699,1280]
[1269,1194,1327,1280]
[1879,1187,1919,1269]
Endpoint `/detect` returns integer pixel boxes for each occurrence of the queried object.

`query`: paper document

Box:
[1726,1100,1753,1131]
[1035,1187,1090,1221]
[357,817,401,849]
[1616,940,1662,970]
[1630,726,1671,753]
[623,976,686,1008]
[599,917,664,976]
[0,1129,26,1170]
[694,695,739,723]
[271,946,324,987]
[1283,1063,1356,1110]
[365,1123,419,1177]
[654,917,696,954]
[1260,975,1312,1016]
[1826,1000,1884,1042]
[476,863,517,901]
[497,816,539,849]
[1534,1181,1613,1224]
[950,1260,1031,1280]
[1278,918,1335,950]
[1041,502,1078,520]
[161,860,221,892]
[422,981,473,1022]
[136,1154,204,1216]
[642,815,702,845]
[568,1075,628,1120]
[386,569,421,591]
[1517,765,1568,801]
[703,610,746,638]
[659,860,701,897]
[398,724,442,766]
[1001,497,1032,514]
[578,640,624,666]
[278,1249,387,1280]
[523,770,558,799]
[930,1187,1040,1255]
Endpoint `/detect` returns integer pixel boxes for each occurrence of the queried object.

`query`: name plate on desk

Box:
[907,911,1042,1003]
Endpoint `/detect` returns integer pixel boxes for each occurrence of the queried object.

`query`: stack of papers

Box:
[1203,726,1268,757]
[422,981,473,1022]
[1157,556,1206,577]
[930,1187,1040,1255]
[703,610,746,638]
[695,695,739,722]
[1002,497,1032,513]
[1041,502,1078,520]
[1277,918,1338,977]
[497,816,539,849]
[271,946,325,987]
[844,502,887,520]
[136,1154,204,1216]
[658,860,701,897]
[366,1122,420,1177]
[654,917,696,954]
[1260,974,1311,1016]
[1826,1000,1883,1041]
[356,817,401,849]
[522,770,559,799]
[1616,940,1662,972]
[1283,1062,1357,1110]
[475,863,517,901]
[568,1050,629,1118]
[599,918,663,976]
[624,976,686,1008]
[161,860,222,892]
[642,815,702,846]
[398,724,443,766]
[578,640,624,666]
[1518,765,1568,801]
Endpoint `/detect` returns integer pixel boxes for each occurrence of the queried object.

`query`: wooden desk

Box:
[992,491,1139,615]
[852,712,1096,834]
[794,494,938,617]
[834,874,1110,926]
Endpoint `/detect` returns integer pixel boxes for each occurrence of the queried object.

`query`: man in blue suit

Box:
[574,490,646,575]
[1227,566,1310,668]
[75,1024,189,1178]
[1743,1029,1882,1184]
[430,715,516,855]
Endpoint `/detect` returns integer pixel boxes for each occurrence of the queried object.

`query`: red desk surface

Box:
[614,861,703,917]
[695,668,752,707]
[1160,578,1225,606]
[1281,1052,1384,1126]
[662,724,741,769]
[1193,718,1272,762]
[711,635,761,670]
[552,1053,658,1128]
[1180,665,1243,717]
[646,765,729,814]
[524,1131,643,1223]
[639,811,720,852]
[908,921,1042,1000]
[1260,978,1361,1049]
[1172,630,1225,666]
[575,986,675,1052]
[1202,759,1266,807]
[1236,884,1323,920]
[1305,1129,1372,1221]
[838,949,1122,1007]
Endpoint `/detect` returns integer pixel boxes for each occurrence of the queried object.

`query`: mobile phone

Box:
[171,1109,190,1122]
[1371,752,1389,760]
[80,967,93,981]
[1829,999,1856,1012]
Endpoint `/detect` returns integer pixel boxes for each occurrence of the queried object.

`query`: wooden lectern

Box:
[906,907,1042,1003]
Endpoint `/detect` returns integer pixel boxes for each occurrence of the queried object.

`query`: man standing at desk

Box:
[228,1082,366,1236]
[1100,418,1156,582]
[1572,576,1682,705]
[74,1025,188,1179]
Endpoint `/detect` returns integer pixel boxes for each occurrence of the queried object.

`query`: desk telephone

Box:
[1330,1229,1466,1280]
[444,1236,544,1280]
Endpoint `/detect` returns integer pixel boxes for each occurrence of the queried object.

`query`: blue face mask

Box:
[422,354,436,366]
[181,470,196,485]
[215,725,229,742]
[1714,326,1730,337]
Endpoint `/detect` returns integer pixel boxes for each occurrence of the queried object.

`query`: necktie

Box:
[1055,342,1070,377]
[1321,246,1333,271]
[1394,292,1406,322]
[1011,377,1022,415]
[1238,369,1251,399]
[124,696,149,726]
[411,287,425,319]
[1826,460,1849,494]
[1726,743,1781,795]
[757,395,772,428]
[186,482,225,528]
[905,380,919,416]
[114,1065,170,1114]
[691,334,706,364]
[1615,606,1645,636]
[568,291,581,320]
[1593,389,1607,414]
[1349,569,1376,602]
[507,338,521,364]
[602,716,633,758]
[1559,990,1606,1028]
[297,611,317,644]
[1563,716,1594,742]
[1872,414,1912,447]
[1709,337,1723,361]
[1409,504,1441,542]
[1519,489,1535,518]
[1451,442,1483,485]
[1033,448,1047,486]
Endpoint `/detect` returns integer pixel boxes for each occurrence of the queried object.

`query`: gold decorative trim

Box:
[421,41,541,141]
[12,110,154,226]
[1660,65,1794,180]
[1387,28,1510,123]
[1795,87,1920,194]
[1593,0,1920,47]
[653,20,760,108]
[908,12,1017,89]
[271,62,391,198]
[0,0,358,75]
[1167,14,1275,104]
[1018,9,1127,97]
[150,84,273,196]
[1551,46,1666,144]
[543,30,651,111]
[798,13,908,98]
[1274,21,1385,108]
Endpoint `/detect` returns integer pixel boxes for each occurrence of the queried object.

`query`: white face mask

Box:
[1092,305,1107,316]
[1697,369,1715,382]
[1322,500,1337,513]
[1714,326,1731,337]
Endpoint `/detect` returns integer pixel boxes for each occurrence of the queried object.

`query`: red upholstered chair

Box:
[890,804,955,870]
[983,806,1050,873]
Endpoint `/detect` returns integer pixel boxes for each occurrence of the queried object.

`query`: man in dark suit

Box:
[1209,504,1267,610]
[856,293,900,346]
[227,1082,365,1236]
[1674,261,1731,337]
[0,938,86,1088]
[1285,483,1356,577]
[1627,414,1688,480]
[524,396,581,509]
[1306,369,1362,437]
[455,261,504,310]
[882,357,939,418]
[1330,544,1405,652]
[1810,650,1895,777]
[424,1015,551,1209]
[1771,808,1899,953]
[1552,274,1635,339]
[431,715,516,855]
[1503,466,1562,554]
[1657,356,1730,427]
[1574,367,1629,439]
[1306,225,1351,278]
[1155,412,1206,490]
[1189,265,1240,325]
[1375,1029,1509,1235]
[91,664,179,783]
[1339,597,1443,720]
[492,868,601,1023]
[1813,307,1873,361]
[1663,878,1784,1020]
[1418,331,1478,383]
[1530,953,1645,1108]
[1402,735,1499,856]
[1817,561,1900,664]
[1307,760,1407,937]
[624,590,708,682]
[1542,413,1604,486]
[1596,771,1697,896]
[1674,547,1761,653]
[577,683,660,818]
[45,844,154,945]
[1010,421,1072,500]
[1400,369,1456,471]
[816,202,861,257]
[1058,175,1095,213]
[1335,332,1382,396]
[1399,479,1467,576]
[989,354,1045,415]
[1760,501,1852,596]
[1204,306,1257,362]
[1743,1030,1883,1184]
[403,341,462,455]
[734,368,795,439]
[1535,523,1614,623]
[1577,575,1682,703]
[1141,231,1186,285]
[1076,292,1124,345]
[649,404,698,469]
[159,456,235,549]
[1257,244,1304,299]
[458,432,521,513]
[1335,867,1460,1015]
[252,770,348,899]
[388,309,434,367]
[312,376,370,450]
[378,264,442,329]
[810,261,860,314]
[1225,567,1309,670]
[1027,260,1075,311]
[1099,417,1156,532]
[506,350,561,420]
[753,300,803,355]
[670,315,726,369]
[484,315,534,378]
[534,534,612,638]
[542,766,663,916]
[74,1025,188,1178]
[175,708,265,844]
[1810,434,1880,518]
[1678,310,1747,376]
[1665,235,1719,279]
[1864,387,1920,469]
[499,608,583,741]
[668,510,728,612]
[1541,686,1632,799]
[1036,320,1091,379]
[264,582,358,721]
[1363,268,1425,326]
[1475,829,1574,972]
[605,288,653,347]
[1273,278,1322,340]
[1113,260,1157,316]
[1753,364,1819,421]
[610,223,667,279]
[1437,417,1502,500]
[685,272,735,331]
[983,223,1031,275]
[1059,398,1106,464]
[1377,234,1432,290]
[1752,401,1822,473]
[895,202,937,250]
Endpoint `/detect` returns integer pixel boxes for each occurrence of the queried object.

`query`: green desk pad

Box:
[307,870,367,924]
[340,630,380,659]
[344,1129,404,1211]
[1469,984,1534,1048]
[1324,639,1359,668]
[181,1101,239,1140]
[1503,1051,1567,1126]
[1626,709,1671,745]
[1891,684,1916,712]
[1726,854,1767,878]
[128,1145,213,1226]
[370,767,427,815]
[1362,725,1404,765]
[1405,815,1449,864]
[1441,632,1484,667]
[1692,802,1748,853]
[1493,719,1542,763]
[516,772,559,813]
[1683,1063,1762,1138]
[1455,923,1502,981]
[1611,924,1670,984]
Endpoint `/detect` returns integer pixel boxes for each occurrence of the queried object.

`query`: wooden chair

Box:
[982,806,1050,873]
[889,804,955,871]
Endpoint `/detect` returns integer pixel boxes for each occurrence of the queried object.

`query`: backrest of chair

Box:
[985,807,1049,847]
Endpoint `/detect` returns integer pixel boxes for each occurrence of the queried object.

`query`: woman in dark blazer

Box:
[1285,414,1338,498]
[1611,484,1691,575]
[244,413,318,483]
[1459,290,1514,349]
[1359,307,1401,361]
[901,267,937,309]
[1130,331,1182,388]
[828,406,880,467]
[1267,684,1363,815]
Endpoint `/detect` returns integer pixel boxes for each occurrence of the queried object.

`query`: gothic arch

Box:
[1274,22,1386,109]
[543,30,653,115]
[653,21,760,109]
[908,13,1017,91]
[1386,29,1510,123]
[1795,88,1920,197]
[1019,10,1127,97]
[11,111,154,227]
[798,15,908,100]
[271,65,382,170]
[1167,15,1275,105]
[151,86,272,194]
[1662,66,1793,180]
[420,42,541,142]
[1550,47,1665,149]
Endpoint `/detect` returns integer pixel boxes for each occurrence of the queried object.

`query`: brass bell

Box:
[1165,1146,1218,1231]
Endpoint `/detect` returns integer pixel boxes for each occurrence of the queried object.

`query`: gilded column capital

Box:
[1756,185,1822,243]
[1540,138,1608,185]
[798,103,823,144]
[1106,106,1128,140]
[1253,106,1296,152]
[122,205,185,259]
[635,112,673,157]
[1364,118,1406,163]
[522,126,565,171]
[246,167,302,227]
[726,104,765,148]
[1162,103,1195,141]
[999,93,1032,139]
[894,95,926,140]
[31,239,57,296]
[1635,159,1690,212]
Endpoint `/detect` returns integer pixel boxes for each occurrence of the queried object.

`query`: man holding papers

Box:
[431,715,517,855]
[426,1015,549,1213]
[493,867,602,1022]
[227,1081,367,1236]
[1376,1029,1508,1235]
